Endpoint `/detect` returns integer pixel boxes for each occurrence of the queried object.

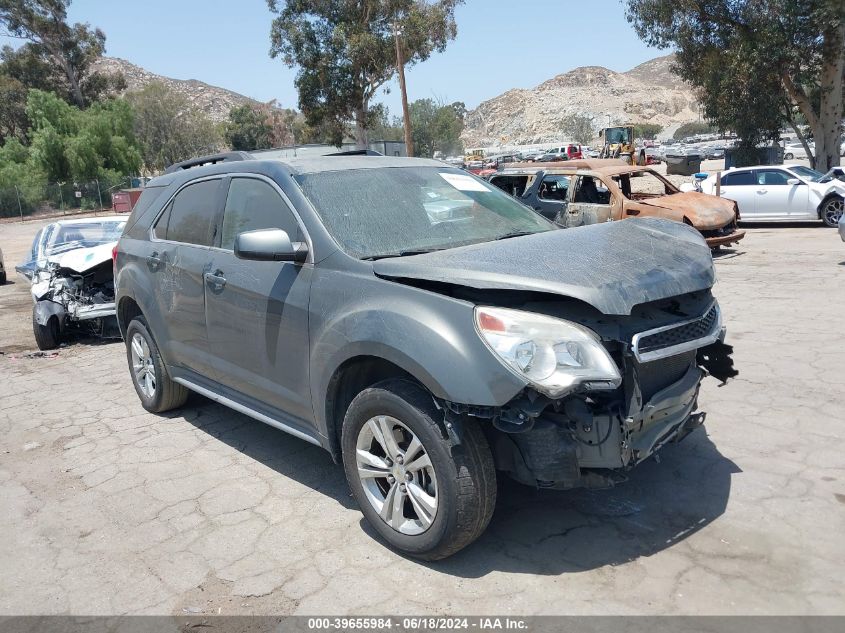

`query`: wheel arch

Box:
[116,295,144,338]
[322,353,433,462]
[817,192,844,223]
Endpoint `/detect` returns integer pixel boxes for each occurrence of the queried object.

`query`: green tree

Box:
[0,138,46,217]
[0,73,28,142]
[225,101,300,150]
[633,122,662,140]
[672,122,716,140]
[25,89,140,181]
[126,82,221,172]
[226,104,273,151]
[626,0,844,170]
[0,0,124,107]
[367,103,404,142]
[268,0,463,148]
[408,98,464,157]
[559,113,595,145]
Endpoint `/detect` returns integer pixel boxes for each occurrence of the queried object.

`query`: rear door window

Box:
[155,179,221,246]
[721,171,755,186]
[220,178,302,250]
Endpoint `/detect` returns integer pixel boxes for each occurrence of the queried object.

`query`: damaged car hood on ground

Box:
[374,217,715,316]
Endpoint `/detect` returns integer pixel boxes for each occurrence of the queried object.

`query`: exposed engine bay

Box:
[438,288,736,490]
[31,258,119,336]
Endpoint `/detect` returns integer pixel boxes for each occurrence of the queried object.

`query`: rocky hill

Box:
[91,57,258,123]
[461,55,700,147]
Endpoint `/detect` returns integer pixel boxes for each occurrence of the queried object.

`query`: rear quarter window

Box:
[123,186,166,234]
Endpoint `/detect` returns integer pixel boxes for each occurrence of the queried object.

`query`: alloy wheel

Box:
[823,197,844,226]
[130,333,156,398]
[355,415,438,535]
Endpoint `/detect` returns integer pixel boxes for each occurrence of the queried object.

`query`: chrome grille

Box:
[632,302,721,362]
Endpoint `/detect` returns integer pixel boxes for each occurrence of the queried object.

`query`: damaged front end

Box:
[444,291,735,490]
[30,259,120,342]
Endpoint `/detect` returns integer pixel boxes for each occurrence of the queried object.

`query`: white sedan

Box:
[782,143,811,160]
[695,165,845,227]
[783,141,845,160]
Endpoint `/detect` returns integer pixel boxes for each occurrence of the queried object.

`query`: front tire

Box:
[341,379,496,560]
[125,316,188,413]
[32,306,60,350]
[820,196,844,227]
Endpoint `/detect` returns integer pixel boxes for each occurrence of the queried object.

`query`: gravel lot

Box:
[1,212,844,616]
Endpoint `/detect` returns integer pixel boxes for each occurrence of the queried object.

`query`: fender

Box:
[307,268,528,437]
[115,244,172,361]
[34,299,66,327]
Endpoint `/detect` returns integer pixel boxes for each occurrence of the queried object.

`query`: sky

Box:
[3,0,667,117]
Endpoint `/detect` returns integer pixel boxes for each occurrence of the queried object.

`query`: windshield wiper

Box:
[363,247,447,260]
[494,230,537,241]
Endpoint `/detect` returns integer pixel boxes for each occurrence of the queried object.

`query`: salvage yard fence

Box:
[0,174,140,220]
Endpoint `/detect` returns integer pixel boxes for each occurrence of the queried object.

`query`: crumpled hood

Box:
[638,192,736,229]
[373,218,715,315]
[44,242,115,273]
[811,179,845,200]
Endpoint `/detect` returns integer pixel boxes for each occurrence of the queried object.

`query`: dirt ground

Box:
[1,212,844,616]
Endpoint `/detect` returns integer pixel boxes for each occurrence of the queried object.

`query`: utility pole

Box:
[394,21,414,157]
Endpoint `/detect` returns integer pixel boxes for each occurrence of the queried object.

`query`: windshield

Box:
[788,166,824,182]
[45,221,125,256]
[295,167,553,259]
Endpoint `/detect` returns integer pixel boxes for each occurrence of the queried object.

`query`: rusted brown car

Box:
[488,159,745,248]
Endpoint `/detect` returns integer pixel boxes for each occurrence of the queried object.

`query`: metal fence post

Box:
[15,185,23,221]
[96,179,104,210]
[58,184,65,213]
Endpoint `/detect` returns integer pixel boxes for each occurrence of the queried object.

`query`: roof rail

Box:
[324,149,384,156]
[164,151,253,174]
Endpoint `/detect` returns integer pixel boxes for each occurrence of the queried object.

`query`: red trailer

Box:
[112,188,144,213]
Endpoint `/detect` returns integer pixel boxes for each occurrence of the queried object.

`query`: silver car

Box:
[17,216,126,349]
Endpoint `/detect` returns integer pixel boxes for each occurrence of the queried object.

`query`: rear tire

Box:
[125,315,188,413]
[341,379,496,560]
[784,152,794,160]
[0,270,6,285]
[820,196,844,227]
[32,306,60,350]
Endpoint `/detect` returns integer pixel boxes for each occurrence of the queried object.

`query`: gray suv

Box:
[115,152,733,560]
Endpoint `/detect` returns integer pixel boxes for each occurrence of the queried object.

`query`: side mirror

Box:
[786,178,801,185]
[234,228,308,263]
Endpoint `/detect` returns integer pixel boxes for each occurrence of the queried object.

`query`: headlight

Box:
[475,306,621,398]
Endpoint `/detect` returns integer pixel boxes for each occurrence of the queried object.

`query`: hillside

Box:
[461,55,700,147]
[91,57,258,123]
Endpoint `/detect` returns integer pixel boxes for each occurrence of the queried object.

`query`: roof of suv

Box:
[147,153,447,188]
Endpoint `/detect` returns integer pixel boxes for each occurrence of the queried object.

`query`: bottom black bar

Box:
[0,616,842,633]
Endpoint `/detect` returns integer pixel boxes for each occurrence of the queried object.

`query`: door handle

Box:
[756,189,768,194]
[147,252,162,271]
[204,271,226,291]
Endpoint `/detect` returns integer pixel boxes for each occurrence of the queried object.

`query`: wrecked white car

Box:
[16,216,126,350]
